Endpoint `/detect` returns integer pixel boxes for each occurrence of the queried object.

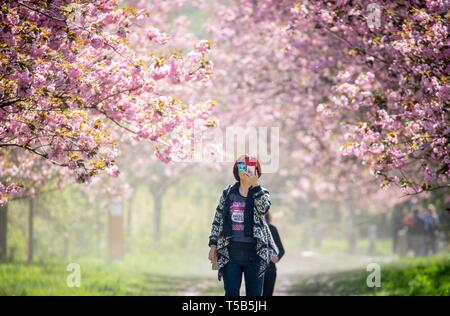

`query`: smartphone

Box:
[245,157,257,176]
[237,162,247,173]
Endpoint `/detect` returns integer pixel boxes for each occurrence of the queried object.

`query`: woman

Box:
[208,155,279,296]
[263,213,285,296]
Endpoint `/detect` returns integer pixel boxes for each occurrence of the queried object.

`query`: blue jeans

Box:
[223,241,264,296]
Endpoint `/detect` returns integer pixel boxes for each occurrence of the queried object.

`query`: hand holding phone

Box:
[245,156,257,176]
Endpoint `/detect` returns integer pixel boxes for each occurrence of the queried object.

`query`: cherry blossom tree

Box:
[235,0,449,193]
[0,0,215,203]
[0,148,68,261]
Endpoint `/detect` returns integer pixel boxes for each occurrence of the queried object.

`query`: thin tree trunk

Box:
[126,196,133,239]
[379,212,388,238]
[63,231,69,260]
[152,191,162,243]
[0,203,7,262]
[347,192,357,254]
[95,202,101,258]
[28,197,35,263]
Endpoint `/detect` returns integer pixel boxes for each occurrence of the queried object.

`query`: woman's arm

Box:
[249,185,271,217]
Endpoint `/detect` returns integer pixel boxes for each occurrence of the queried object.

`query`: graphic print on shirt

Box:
[231,200,246,232]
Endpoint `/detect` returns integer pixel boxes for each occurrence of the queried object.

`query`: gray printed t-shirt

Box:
[230,191,256,243]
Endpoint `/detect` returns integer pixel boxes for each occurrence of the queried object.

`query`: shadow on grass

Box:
[0,262,219,296]
[286,254,450,296]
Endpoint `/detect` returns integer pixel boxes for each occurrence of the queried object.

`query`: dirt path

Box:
[176,251,381,296]
[274,252,398,295]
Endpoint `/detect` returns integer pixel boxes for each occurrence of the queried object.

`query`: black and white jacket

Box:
[208,182,279,281]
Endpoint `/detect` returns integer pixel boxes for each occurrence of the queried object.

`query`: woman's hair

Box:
[265,213,272,224]
[232,155,262,181]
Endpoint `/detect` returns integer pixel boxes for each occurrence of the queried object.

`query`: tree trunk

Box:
[347,210,357,254]
[95,203,101,258]
[347,193,357,255]
[126,196,133,239]
[367,224,377,256]
[0,203,7,262]
[28,197,35,263]
[152,191,162,243]
[379,212,388,238]
[63,232,69,260]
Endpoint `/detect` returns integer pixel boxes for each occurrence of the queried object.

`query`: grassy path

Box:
[1,254,448,295]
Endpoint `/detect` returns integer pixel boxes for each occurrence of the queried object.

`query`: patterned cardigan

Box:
[208,182,279,281]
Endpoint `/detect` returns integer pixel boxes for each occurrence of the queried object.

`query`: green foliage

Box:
[288,254,450,296]
[0,262,213,296]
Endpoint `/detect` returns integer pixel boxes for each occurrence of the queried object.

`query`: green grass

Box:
[0,248,221,296]
[287,254,450,296]
[2,253,449,295]
[0,259,217,296]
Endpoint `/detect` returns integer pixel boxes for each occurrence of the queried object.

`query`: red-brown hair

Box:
[233,155,262,181]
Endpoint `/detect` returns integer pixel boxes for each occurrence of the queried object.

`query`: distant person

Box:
[409,209,427,256]
[439,208,450,245]
[392,207,404,254]
[208,155,279,296]
[423,209,439,255]
[402,209,416,253]
[263,213,285,296]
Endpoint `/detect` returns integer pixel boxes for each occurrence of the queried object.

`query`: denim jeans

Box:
[223,241,264,296]
[263,263,276,296]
